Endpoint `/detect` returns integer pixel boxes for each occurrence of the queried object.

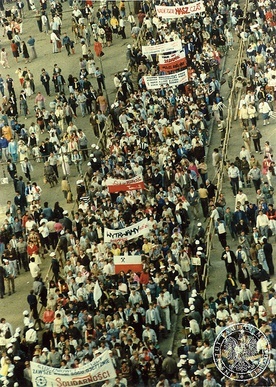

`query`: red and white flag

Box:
[114,255,142,274]
[106,175,145,193]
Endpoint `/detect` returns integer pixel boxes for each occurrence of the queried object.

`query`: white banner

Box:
[30,351,116,387]
[142,40,182,55]
[155,1,205,18]
[104,218,149,243]
[144,69,188,90]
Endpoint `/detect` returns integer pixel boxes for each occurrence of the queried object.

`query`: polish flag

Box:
[114,255,142,274]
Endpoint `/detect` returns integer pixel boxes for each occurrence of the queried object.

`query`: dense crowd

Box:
[0,0,275,386]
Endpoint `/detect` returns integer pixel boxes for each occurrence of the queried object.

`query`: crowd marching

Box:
[0,0,275,386]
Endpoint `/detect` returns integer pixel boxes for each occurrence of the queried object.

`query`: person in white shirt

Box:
[240,145,251,163]
[235,189,248,208]
[256,210,269,238]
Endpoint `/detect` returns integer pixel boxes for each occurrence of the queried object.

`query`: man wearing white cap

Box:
[25,322,38,357]
[162,350,177,380]
[60,210,72,233]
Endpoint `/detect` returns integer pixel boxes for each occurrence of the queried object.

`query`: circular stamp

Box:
[213,323,270,381]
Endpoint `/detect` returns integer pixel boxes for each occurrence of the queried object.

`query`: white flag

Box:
[93,280,102,307]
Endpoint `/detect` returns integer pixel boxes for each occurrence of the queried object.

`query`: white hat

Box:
[60,230,65,235]
[40,219,46,225]
[15,327,21,333]
[184,308,190,314]
[42,348,49,352]
[196,251,202,255]
[14,333,19,338]
[63,210,68,215]
[191,290,197,296]
[194,370,201,376]
[188,359,196,364]
[181,339,187,344]
[14,356,21,361]
[180,354,187,359]
[179,370,187,376]
[3,259,8,263]
[127,44,131,48]
[197,222,202,227]
[7,373,13,378]
[6,343,13,349]
[188,297,195,304]
[167,350,172,356]
[197,247,203,251]
[190,305,195,311]
[87,162,91,166]
[94,350,101,355]
[50,252,56,257]
[91,144,96,148]
[160,265,165,269]
[23,310,29,316]
[195,240,200,245]
[95,146,99,150]
[11,338,17,343]
[28,323,34,328]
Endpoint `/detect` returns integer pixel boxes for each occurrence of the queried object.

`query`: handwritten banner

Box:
[31,351,116,387]
[142,40,182,55]
[155,1,205,18]
[144,69,188,90]
[159,51,187,72]
[106,175,145,193]
[104,218,149,243]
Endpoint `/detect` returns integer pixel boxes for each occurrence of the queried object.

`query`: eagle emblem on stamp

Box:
[213,323,270,381]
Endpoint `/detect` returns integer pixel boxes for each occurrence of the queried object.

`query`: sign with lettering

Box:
[31,351,116,387]
[155,1,205,18]
[142,39,182,55]
[104,218,149,243]
[159,51,187,72]
[144,69,188,90]
[106,175,145,193]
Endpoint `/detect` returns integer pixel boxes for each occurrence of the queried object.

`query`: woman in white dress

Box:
[0,48,10,69]
[23,78,34,97]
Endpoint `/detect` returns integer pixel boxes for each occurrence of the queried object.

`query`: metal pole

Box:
[99,56,110,110]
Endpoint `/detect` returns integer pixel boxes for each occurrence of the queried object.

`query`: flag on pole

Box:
[93,280,102,307]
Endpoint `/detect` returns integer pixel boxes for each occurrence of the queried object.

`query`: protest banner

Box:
[106,175,145,193]
[144,69,188,90]
[114,255,142,274]
[155,1,205,18]
[159,51,187,72]
[142,39,182,55]
[104,218,149,243]
[30,351,116,387]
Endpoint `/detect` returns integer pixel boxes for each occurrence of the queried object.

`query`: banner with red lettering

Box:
[159,51,187,72]
[144,69,188,90]
[106,175,145,193]
[142,39,182,55]
[114,255,142,274]
[155,1,205,18]
[31,351,116,387]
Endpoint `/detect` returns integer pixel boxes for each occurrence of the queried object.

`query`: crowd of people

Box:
[0,0,275,386]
